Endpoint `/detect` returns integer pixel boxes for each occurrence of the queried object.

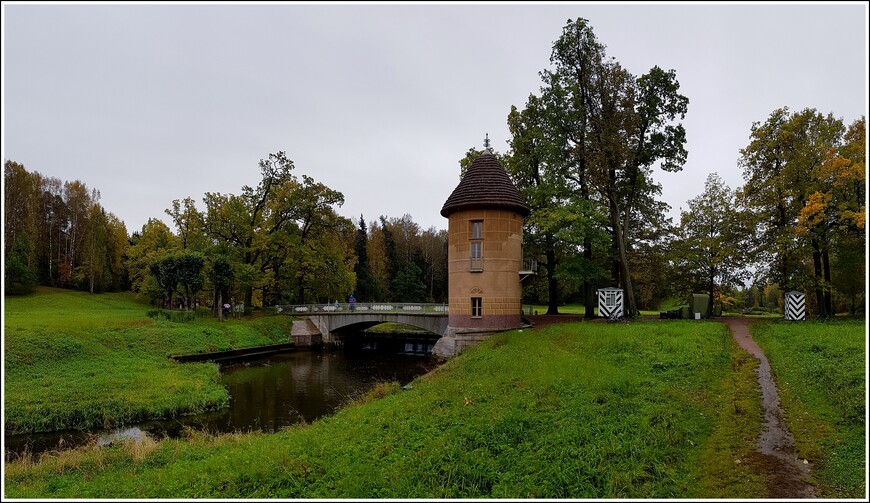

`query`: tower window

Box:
[472,220,483,239]
[471,297,482,318]
[470,220,483,271]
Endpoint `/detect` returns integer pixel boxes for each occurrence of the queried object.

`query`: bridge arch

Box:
[318,313,448,338]
[327,316,444,336]
[279,304,450,347]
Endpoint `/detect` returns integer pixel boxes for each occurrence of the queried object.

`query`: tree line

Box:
[4,154,448,314]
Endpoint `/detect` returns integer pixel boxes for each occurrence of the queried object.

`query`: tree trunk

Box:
[609,200,637,317]
[811,238,825,317]
[583,235,595,319]
[240,287,250,313]
[822,247,833,317]
[546,245,559,315]
[610,206,622,289]
[708,267,715,318]
[217,291,224,321]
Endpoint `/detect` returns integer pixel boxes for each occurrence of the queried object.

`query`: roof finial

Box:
[483,133,491,152]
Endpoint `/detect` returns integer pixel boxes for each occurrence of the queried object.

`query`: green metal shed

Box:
[689,294,710,319]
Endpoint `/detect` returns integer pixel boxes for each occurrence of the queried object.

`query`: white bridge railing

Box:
[275,303,449,315]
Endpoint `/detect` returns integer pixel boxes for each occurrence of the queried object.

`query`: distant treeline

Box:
[4,156,448,313]
[5,160,128,294]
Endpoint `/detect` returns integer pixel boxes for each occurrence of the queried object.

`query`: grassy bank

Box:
[751,319,867,498]
[4,287,294,434]
[6,320,766,498]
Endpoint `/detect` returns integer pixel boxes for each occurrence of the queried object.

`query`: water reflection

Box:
[5,336,437,458]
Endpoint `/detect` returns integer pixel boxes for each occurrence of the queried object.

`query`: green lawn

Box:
[751,319,866,498]
[4,287,294,433]
[5,319,766,498]
[9,291,860,498]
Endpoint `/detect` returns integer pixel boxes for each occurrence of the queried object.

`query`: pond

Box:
[5,333,439,459]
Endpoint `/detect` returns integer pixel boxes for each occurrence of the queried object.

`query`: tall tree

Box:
[738,108,802,291]
[62,180,91,287]
[203,152,297,309]
[378,215,399,300]
[34,175,67,286]
[366,220,390,301]
[81,191,109,293]
[105,212,129,291]
[673,173,749,317]
[274,174,352,304]
[353,215,377,301]
[537,19,604,316]
[537,18,689,317]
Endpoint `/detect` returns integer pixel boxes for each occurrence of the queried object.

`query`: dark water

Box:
[5,335,438,459]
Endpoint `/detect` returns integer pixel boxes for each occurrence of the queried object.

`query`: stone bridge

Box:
[276,303,449,347]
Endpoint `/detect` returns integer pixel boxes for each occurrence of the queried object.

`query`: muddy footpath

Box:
[723,317,817,498]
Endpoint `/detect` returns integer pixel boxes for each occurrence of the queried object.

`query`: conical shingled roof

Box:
[440,151,530,218]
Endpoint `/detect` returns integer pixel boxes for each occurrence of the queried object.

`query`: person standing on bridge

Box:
[348,294,356,311]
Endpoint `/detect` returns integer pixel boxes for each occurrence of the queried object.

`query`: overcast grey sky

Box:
[2,2,867,235]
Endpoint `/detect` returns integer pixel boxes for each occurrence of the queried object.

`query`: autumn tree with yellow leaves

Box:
[740,108,865,317]
[797,117,866,315]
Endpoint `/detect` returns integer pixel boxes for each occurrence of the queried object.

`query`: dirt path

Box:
[723,317,817,498]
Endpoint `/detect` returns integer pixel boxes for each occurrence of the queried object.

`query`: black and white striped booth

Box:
[784,291,806,321]
[597,287,624,319]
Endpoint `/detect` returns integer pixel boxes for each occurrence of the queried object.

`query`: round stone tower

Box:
[433,148,530,358]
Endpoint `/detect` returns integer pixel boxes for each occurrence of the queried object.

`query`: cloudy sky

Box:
[2,2,867,234]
